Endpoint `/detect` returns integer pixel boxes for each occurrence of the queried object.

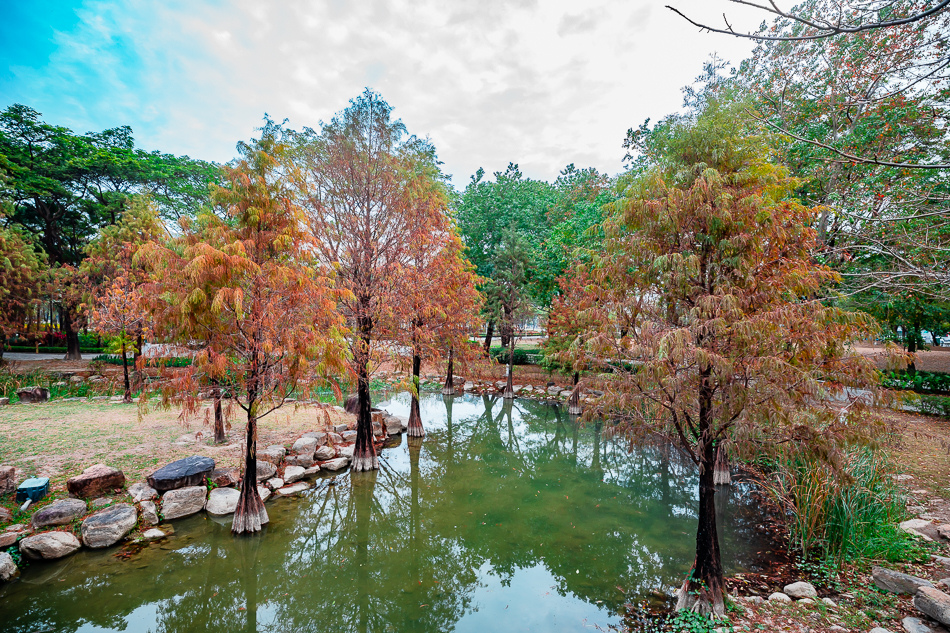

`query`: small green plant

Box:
[666,610,731,633]
[918,394,950,418]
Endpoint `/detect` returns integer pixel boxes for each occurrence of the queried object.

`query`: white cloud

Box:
[3,0,763,186]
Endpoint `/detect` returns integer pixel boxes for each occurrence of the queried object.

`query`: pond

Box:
[0,392,771,633]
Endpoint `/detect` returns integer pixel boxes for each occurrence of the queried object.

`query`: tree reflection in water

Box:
[0,393,772,633]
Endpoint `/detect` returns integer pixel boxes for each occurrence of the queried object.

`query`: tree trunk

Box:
[212,379,226,444]
[232,407,268,534]
[908,322,919,372]
[407,346,425,437]
[63,311,81,360]
[442,348,455,395]
[503,333,515,399]
[121,339,132,403]
[352,315,379,471]
[483,320,494,355]
[568,370,582,415]
[676,373,725,616]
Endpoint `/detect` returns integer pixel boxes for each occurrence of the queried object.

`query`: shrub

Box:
[488,345,541,366]
[91,355,192,368]
[881,370,950,395]
[758,447,927,568]
[918,394,950,418]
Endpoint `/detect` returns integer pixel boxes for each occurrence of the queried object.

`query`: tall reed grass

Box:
[758,448,926,567]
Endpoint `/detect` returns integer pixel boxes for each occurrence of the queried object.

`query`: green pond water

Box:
[0,392,771,633]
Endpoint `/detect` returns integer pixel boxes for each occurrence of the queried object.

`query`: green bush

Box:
[3,345,106,354]
[759,448,927,569]
[881,370,950,395]
[488,346,541,366]
[92,355,192,368]
[918,394,950,418]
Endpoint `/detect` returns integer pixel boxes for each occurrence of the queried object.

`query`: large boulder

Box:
[784,581,817,599]
[32,499,88,528]
[873,566,934,595]
[283,466,306,484]
[314,445,335,461]
[127,482,158,502]
[259,446,286,465]
[161,486,207,520]
[0,551,18,582]
[16,386,49,403]
[148,456,215,492]
[81,503,137,548]
[915,586,950,627]
[292,437,319,455]
[255,461,277,481]
[286,454,315,468]
[0,465,16,496]
[301,431,327,444]
[19,531,81,560]
[66,464,126,498]
[206,488,240,516]
[337,445,355,458]
[211,468,239,488]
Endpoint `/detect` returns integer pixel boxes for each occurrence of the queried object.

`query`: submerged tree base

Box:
[675,575,725,617]
[232,492,269,535]
[351,453,380,472]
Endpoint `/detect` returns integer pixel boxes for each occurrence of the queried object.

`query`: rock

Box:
[783,581,817,599]
[292,437,319,455]
[321,458,349,471]
[0,551,18,582]
[936,556,950,572]
[302,431,327,444]
[81,503,137,548]
[547,385,562,395]
[0,532,17,548]
[210,469,239,488]
[559,390,572,398]
[257,486,271,502]
[0,397,8,406]
[0,465,16,496]
[798,597,815,605]
[916,586,950,627]
[314,446,335,461]
[341,430,357,441]
[255,461,277,481]
[464,381,474,391]
[16,386,49,403]
[385,415,408,434]
[259,446,286,465]
[874,566,935,594]
[870,629,894,633]
[91,497,113,509]
[66,463,126,498]
[744,596,764,605]
[333,424,347,434]
[768,592,792,603]
[902,616,944,633]
[140,500,159,526]
[303,466,320,477]
[821,597,837,608]
[31,499,88,528]
[267,478,284,490]
[902,519,935,540]
[128,482,158,502]
[337,445,355,458]
[206,488,240,515]
[277,482,309,496]
[148,456,214,492]
[894,474,915,481]
[161,486,207,520]
[142,528,167,541]
[938,525,950,541]
[286,454,315,468]
[0,507,11,523]
[19,531,81,560]
[284,466,305,484]
[327,432,344,444]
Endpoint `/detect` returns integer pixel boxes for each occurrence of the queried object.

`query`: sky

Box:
[0,0,765,189]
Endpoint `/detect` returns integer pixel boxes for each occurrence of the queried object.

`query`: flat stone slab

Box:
[206,488,240,516]
[142,528,167,541]
[283,466,305,484]
[276,482,309,496]
[19,531,81,560]
[873,566,934,595]
[81,503,137,548]
[257,486,271,502]
[32,499,88,528]
[148,456,215,492]
[161,486,207,520]
[915,586,950,627]
[320,458,349,471]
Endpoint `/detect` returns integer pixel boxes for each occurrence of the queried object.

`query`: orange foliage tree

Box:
[557,144,880,614]
[291,90,450,470]
[143,125,348,533]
